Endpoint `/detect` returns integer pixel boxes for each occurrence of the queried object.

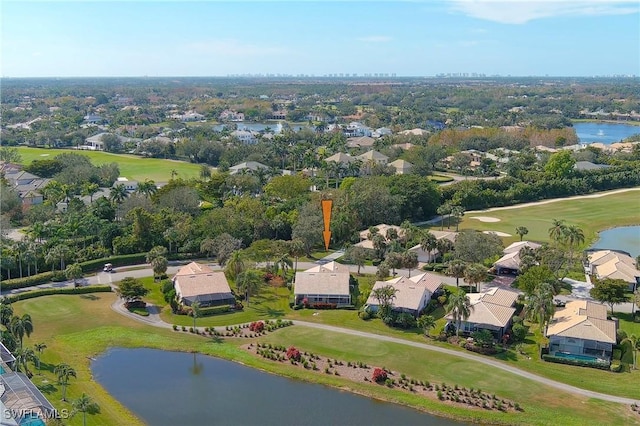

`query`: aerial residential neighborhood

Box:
[1,1,639,425]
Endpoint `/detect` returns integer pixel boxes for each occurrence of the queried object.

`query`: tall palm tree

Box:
[34,342,47,372]
[564,224,585,264]
[46,245,71,271]
[71,393,100,426]
[446,292,472,337]
[0,301,14,327]
[14,347,37,377]
[548,219,567,246]
[464,263,489,293]
[136,179,157,198]
[526,282,555,335]
[10,313,34,348]
[288,239,305,281]
[417,315,436,338]
[437,203,451,231]
[275,253,292,281]
[191,300,201,330]
[225,251,246,281]
[151,256,168,281]
[236,269,263,306]
[54,363,77,401]
[450,205,465,232]
[81,182,100,203]
[419,231,438,263]
[371,284,398,318]
[515,226,529,241]
[446,259,467,288]
[109,183,128,204]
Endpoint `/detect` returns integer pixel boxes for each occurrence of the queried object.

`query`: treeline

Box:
[441,163,640,210]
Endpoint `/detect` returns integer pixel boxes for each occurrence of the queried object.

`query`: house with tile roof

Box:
[293,261,351,307]
[446,287,520,338]
[324,152,356,165]
[388,159,413,175]
[493,241,542,274]
[366,272,444,317]
[546,300,617,361]
[356,150,388,165]
[587,249,640,290]
[173,262,236,307]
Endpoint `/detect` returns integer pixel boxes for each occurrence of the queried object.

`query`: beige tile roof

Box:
[324,152,356,164]
[294,262,351,297]
[503,241,542,254]
[174,271,232,299]
[546,300,616,343]
[445,287,518,328]
[175,262,215,276]
[481,287,519,307]
[429,230,458,242]
[388,159,413,169]
[366,272,444,312]
[493,251,521,270]
[357,150,388,162]
[588,250,640,283]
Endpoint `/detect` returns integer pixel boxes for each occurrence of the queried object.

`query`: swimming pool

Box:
[19,414,45,426]
[554,352,605,363]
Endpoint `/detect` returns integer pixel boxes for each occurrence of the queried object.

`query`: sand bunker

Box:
[483,230,512,237]
[470,216,501,223]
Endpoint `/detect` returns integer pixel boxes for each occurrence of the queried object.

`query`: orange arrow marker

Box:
[321,199,333,251]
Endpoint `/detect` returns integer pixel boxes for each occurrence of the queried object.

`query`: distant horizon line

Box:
[2,74,639,79]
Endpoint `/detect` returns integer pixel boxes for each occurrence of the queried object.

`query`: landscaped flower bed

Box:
[245,343,523,413]
[171,319,293,338]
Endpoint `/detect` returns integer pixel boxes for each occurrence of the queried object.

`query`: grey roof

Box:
[294,262,350,297]
[574,161,610,171]
[0,372,57,420]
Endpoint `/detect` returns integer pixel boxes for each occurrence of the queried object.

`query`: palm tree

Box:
[54,363,77,401]
[371,284,398,318]
[446,292,472,337]
[236,269,263,306]
[515,226,529,241]
[81,182,100,203]
[464,263,489,293]
[34,342,47,372]
[136,179,157,198]
[288,239,305,282]
[564,224,585,264]
[526,282,555,335]
[548,219,567,245]
[151,256,168,281]
[170,169,178,180]
[10,313,34,348]
[621,334,639,370]
[446,259,467,288]
[109,183,129,204]
[225,251,246,281]
[419,231,438,263]
[14,347,37,377]
[437,203,452,231]
[46,244,71,272]
[71,393,100,426]
[0,301,14,327]
[450,205,465,232]
[417,315,436,338]
[275,253,292,281]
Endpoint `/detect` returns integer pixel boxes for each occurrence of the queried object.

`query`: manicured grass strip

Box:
[15,146,203,182]
[456,188,640,246]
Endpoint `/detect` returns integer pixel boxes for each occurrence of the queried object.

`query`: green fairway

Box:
[13,295,638,426]
[456,188,640,246]
[15,146,204,182]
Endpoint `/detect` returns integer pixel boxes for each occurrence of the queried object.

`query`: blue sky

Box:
[2,1,639,77]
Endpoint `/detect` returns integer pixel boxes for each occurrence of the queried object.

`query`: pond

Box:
[92,348,464,426]
[573,122,640,144]
[590,225,640,258]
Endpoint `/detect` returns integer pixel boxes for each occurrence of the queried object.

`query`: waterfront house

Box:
[294,261,351,307]
[173,262,235,307]
[366,272,443,317]
[446,287,519,339]
[546,300,617,361]
[587,249,640,290]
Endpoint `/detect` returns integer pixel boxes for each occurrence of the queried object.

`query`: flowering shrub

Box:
[263,272,275,282]
[372,367,388,383]
[249,321,265,333]
[286,346,301,362]
[310,302,337,309]
[302,297,309,307]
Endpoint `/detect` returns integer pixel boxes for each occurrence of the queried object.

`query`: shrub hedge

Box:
[542,354,611,370]
[2,272,56,290]
[4,285,112,303]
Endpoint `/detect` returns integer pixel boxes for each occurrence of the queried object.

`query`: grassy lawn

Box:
[260,327,636,426]
[15,146,203,182]
[457,188,640,246]
[12,293,638,426]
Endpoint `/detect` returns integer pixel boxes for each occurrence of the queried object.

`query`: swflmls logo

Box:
[3,408,68,419]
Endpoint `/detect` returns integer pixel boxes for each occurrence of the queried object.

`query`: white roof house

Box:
[229,161,270,175]
[493,241,542,273]
[366,272,443,316]
[294,261,351,307]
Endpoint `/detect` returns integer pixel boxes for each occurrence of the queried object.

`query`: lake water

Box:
[213,122,311,134]
[591,226,640,258]
[92,348,462,426]
[573,122,640,144]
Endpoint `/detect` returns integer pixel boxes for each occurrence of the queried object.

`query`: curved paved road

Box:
[108,296,638,406]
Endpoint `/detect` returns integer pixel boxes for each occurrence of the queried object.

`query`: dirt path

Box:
[469,187,640,213]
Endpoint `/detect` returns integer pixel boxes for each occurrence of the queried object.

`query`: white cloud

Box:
[186,39,288,56]
[357,35,392,42]
[449,0,639,24]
